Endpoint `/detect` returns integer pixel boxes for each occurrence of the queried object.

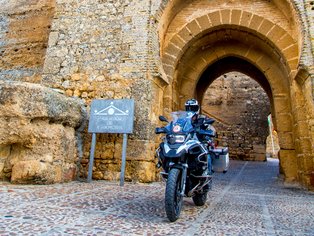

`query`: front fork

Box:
[168,162,188,196]
[180,164,188,196]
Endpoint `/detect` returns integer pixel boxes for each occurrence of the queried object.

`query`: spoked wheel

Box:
[165,168,183,222]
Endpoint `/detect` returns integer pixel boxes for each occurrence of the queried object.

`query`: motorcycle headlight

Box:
[167,135,186,144]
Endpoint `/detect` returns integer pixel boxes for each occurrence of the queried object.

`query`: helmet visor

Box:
[186,105,199,112]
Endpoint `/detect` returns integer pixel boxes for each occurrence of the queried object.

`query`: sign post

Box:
[120,133,128,186]
[87,133,97,183]
[87,99,134,186]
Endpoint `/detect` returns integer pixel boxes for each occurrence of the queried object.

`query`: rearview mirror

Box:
[159,115,168,123]
[204,118,215,125]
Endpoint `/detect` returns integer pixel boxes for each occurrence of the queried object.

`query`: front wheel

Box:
[165,168,183,222]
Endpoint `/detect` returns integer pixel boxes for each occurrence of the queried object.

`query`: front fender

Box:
[161,143,187,158]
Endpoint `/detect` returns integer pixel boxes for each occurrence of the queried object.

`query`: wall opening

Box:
[202,72,271,161]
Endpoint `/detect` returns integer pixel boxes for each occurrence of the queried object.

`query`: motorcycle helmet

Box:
[185,99,200,114]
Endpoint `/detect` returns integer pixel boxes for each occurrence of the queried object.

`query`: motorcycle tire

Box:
[192,191,208,206]
[165,168,183,222]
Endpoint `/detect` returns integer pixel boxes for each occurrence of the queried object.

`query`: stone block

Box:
[239,11,252,27]
[62,163,77,182]
[11,160,55,184]
[276,34,294,51]
[114,140,155,161]
[282,44,299,61]
[0,163,4,179]
[0,145,11,160]
[278,131,294,150]
[92,171,104,180]
[196,15,211,30]
[246,46,262,64]
[186,20,201,36]
[164,42,181,58]
[267,25,286,43]
[125,161,156,183]
[278,149,297,182]
[276,113,293,132]
[301,154,314,173]
[253,145,266,154]
[208,11,221,26]
[249,14,263,31]
[43,56,62,74]
[273,96,290,113]
[287,59,299,72]
[257,55,271,72]
[296,138,313,154]
[181,80,196,96]
[231,9,242,25]
[0,81,86,184]
[178,26,193,43]
[162,64,175,79]
[221,9,231,24]
[258,19,274,36]
[169,35,185,50]
[102,171,120,181]
[295,121,310,138]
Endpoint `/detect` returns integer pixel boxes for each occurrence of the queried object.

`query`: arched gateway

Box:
[157,0,314,188]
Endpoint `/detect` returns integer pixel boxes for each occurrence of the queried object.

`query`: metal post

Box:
[87,133,97,183]
[120,133,128,186]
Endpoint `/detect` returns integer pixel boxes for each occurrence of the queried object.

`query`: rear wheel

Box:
[192,191,208,206]
[192,179,211,206]
[165,168,183,222]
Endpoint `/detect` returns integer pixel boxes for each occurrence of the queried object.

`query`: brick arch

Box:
[173,31,291,107]
[165,30,297,182]
[175,45,293,145]
[162,11,299,83]
[158,0,304,61]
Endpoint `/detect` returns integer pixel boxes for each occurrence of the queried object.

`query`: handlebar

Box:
[198,129,215,137]
[155,127,167,134]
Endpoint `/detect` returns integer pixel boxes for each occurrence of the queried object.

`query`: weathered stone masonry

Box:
[0,0,313,190]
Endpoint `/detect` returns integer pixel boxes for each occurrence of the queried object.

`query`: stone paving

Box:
[0,159,313,236]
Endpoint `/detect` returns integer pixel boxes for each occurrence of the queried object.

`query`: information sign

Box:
[87,99,135,186]
[88,99,134,134]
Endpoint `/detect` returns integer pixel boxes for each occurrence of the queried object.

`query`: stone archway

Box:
[202,71,272,161]
[158,0,314,188]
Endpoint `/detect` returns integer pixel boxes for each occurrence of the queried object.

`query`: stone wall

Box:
[202,72,271,161]
[42,0,159,182]
[0,0,55,82]
[0,0,87,184]
[0,81,86,184]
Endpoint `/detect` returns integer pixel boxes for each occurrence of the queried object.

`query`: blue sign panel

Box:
[88,99,135,134]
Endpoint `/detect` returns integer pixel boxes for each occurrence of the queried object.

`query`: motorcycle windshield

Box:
[169,111,194,133]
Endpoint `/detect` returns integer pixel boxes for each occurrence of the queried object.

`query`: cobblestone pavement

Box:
[1,159,313,236]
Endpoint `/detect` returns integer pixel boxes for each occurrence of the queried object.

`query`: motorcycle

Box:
[155,111,216,222]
